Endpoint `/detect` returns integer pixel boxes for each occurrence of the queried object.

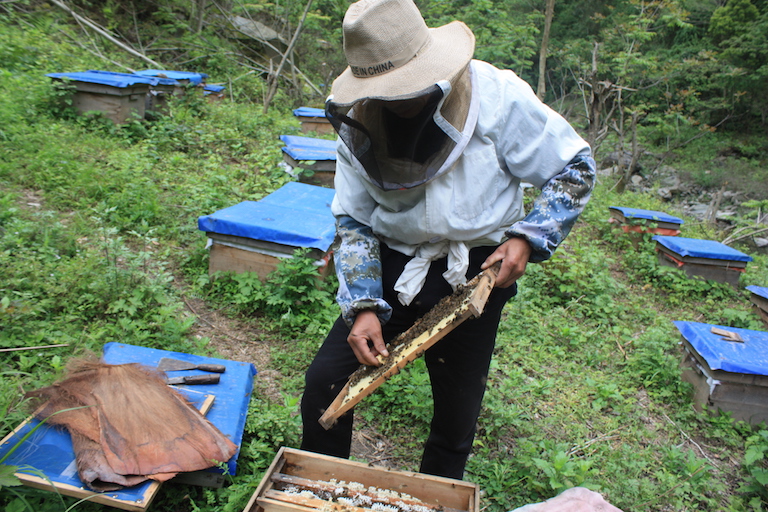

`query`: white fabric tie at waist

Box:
[394,241,470,306]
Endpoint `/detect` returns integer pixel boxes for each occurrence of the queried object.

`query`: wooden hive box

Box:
[746,285,768,327]
[244,447,480,512]
[85,70,179,116]
[608,206,683,236]
[653,235,752,288]
[47,71,153,124]
[134,69,208,96]
[674,321,768,425]
[198,182,336,280]
[280,135,337,188]
[293,107,335,136]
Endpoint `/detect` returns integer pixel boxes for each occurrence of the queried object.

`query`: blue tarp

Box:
[609,206,683,224]
[280,135,337,162]
[134,69,208,84]
[86,69,178,86]
[197,182,336,251]
[747,285,768,300]
[674,321,768,375]
[653,236,753,262]
[0,343,256,501]
[204,84,226,93]
[47,71,154,88]
[293,107,327,118]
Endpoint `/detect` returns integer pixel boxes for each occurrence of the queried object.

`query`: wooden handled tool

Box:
[319,262,500,430]
[165,374,221,385]
[158,357,226,373]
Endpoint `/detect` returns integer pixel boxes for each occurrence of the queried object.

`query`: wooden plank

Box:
[209,243,280,279]
[319,264,499,430]
[1,394,216,511]
[710,326,744,343]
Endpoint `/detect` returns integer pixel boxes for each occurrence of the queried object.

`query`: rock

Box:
[755,237,768,248]
[509,487,624,512]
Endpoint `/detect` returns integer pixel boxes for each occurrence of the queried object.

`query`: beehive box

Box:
[746,285,768,327]
[47,71,152,124]
[675,321,768,425]
[608,206,683,236]
[653,236,752,288]
[280,135,337,188]
[134,69,208,96]
[244,447,480,512]
[85,70,179,115]
[198,182,336,280]
[293,107,335,135]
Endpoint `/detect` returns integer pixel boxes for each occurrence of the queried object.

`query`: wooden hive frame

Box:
[244,447,479,512]
[319,263,500,429]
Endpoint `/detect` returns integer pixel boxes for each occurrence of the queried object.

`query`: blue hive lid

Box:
[293,107,327,118]
[47,71,154,88]
[747,285,768,300]
[279,135,337,162]
[197,182,336,251]
[609,206,683,224]
[86,70,178,86]
[204,84,226,92]
[653,236,753,262]
[674,321,768,375]
[134,69,207,85]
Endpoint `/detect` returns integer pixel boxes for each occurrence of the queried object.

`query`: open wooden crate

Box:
[244,447,480,512]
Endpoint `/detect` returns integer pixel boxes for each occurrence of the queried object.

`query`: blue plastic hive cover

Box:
[609,206,683,224]
[86,69,178,86]
[747,285,768,300]
[197,182,336,251]
[653,236,753,262]
[204,84,226,93]
[0,342,256,501]
[280,135,337,162]
[134,69,208,84]
[47,71,154,88]
[293,107,327,118]
[674,321,768,375]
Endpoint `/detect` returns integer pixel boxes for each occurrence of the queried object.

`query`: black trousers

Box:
[300,243,517,480]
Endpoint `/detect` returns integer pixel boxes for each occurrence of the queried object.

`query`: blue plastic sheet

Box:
[653,236,753,262]
[86,70,178,86]
[747,285,768,300]
[280,135,337,162]
[609,206,683,224]
[293,107,326,118]
[674,321,768,375]
[134,69,208,84]
[47,71,154,88]
[204,84,226,93]
[0,343,256,503]
[197,182,336,251]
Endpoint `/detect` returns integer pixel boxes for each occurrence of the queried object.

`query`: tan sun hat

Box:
[330,0,475,106]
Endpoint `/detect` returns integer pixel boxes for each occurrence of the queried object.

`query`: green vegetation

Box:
[1,1,768,511]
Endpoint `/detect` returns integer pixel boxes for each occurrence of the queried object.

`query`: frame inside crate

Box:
[245,447,479,512]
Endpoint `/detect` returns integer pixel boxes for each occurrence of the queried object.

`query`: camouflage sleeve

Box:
[334,215,393,327]
[505,154,596,263]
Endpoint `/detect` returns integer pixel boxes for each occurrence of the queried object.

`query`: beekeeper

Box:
[300,0,596,479]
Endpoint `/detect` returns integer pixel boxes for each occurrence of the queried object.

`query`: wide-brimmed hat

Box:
[330,0,475,106]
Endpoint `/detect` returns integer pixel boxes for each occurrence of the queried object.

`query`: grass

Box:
[2,10,768,512]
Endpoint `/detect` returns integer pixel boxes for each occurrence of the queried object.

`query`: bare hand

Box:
[481,237,532,288]
[348,310,389,366]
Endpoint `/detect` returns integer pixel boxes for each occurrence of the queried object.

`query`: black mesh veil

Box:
[326,84,460,190]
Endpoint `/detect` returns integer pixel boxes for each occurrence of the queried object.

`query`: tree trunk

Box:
[263,0,313,114]
[536,0,555,101]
